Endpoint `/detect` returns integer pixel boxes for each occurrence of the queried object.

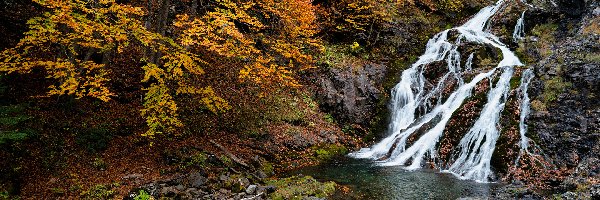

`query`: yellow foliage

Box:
[324,0,400,34]
[0,0,322,141]
[174,0,322,90]
[0,0,229,140]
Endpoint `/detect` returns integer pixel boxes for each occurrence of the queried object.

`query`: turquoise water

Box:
[287,158,500,199]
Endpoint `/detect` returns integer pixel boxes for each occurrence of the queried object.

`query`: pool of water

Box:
[286,157,501,199]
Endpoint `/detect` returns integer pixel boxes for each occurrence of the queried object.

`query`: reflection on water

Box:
[287,158,500,199]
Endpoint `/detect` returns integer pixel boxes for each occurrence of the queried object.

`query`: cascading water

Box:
[513,11,526,42]
[465,53,474,72]
[514,68,534,164]
[446,67,513,181]
[350,0,533,182]
[518,69,534,151]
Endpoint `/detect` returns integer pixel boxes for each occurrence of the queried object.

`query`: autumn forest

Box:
[1,0,599,199]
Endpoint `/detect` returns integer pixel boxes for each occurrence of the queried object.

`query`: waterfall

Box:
[513,11,526,42]
[514,68,534,164]
[446,66,513,181]
[349,0,531,182]
[518,69,534,151]
[465,53,474,72]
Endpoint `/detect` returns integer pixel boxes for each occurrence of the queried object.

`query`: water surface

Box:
[288,158,500,199]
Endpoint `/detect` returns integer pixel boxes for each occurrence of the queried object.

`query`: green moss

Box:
[515,43,535,64]
[509,74,521,90]
[318,43,355,68]
[185,152,208,168]
[542,76,572,103]
[0,104,35,145]
[219,155,233,167]
[530,99,547,111]
[531,23,558,57]
[222,174,247,193]
[266,176,336,200]
[92,157,107,170]
[583,53,600,63]
[0,190,9,200]
[323,114,335,123]
[80,184,114,200]
[76,124,112,153]
[312,144,348,162]
[261,161,274,176]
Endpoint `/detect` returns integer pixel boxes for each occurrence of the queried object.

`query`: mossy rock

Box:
[312,144,348,162]
[266,176,336,200]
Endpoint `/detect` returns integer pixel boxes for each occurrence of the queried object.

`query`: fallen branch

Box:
[210,140,250,168]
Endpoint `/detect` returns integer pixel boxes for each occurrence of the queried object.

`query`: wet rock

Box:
[246,185,257,195]
[591,184,600,199]
[315,62,387,126]
[259,185,276,194]
[561,191,579,200]
[594,7,600,16]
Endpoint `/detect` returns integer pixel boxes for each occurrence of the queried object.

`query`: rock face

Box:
[491,0,599,197]
[529,34,600,168]
[315,63,387,127]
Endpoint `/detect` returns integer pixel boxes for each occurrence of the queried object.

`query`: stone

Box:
[245,185,257,195]
[256,170,267,179]
[590,184,600,199]
[239,177,250,188]
[159,186,178,197]
[220,174,229,182]
[264,185,276,193]
[561,192,578,200]
[188,172,207,187]
[175,184,185,191]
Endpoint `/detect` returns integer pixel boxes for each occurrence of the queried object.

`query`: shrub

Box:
[133,190,152,200]
[185,152,208,168]
[0,104,34,146]
[76,125,112,153]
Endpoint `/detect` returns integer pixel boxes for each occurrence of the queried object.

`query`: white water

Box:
[518,69,534,151]
[446,67,513,181]
[514,69,534,164]
[465,53,474,72]
[350,0,530,182]
[513,11,526,42]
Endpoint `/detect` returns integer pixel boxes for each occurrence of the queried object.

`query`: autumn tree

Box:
[316,0,403,45]
[0,0,229,141]
[173,0,322,91]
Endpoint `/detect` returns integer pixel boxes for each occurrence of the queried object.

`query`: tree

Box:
[173,0,322,92]
[316,0,401,45]
[0,0,229,141]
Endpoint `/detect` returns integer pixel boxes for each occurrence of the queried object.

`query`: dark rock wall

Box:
[315,63,387,127]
